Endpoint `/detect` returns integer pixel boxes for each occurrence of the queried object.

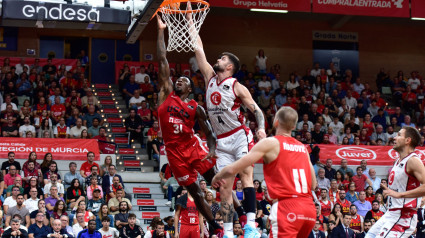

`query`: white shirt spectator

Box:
[408,78,421,90]
[1,102,18,111]
[286,81,299,91]
[135,73,150,84]
[255,56,267,71]
[15,63,29,75]
[271,79,280,91]
[70,126,87,138]
[385,131,397,140]
[72,223,86,236]
[329,121,344,135]
[366,176,381,192]
[99,227,119,238]
[129,96,146,109]
[353,83,365,95]
[345,97,358,109]
[258,80,271,90]
[296,121,314,131]
[310,69,321,77]
[54,125,70,137]
[19,124,36,137]
[44,183,65,196]
[3,196,17,208]
[23,197,40,213]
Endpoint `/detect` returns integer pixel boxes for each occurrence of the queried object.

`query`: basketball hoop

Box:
[159,0,210,52]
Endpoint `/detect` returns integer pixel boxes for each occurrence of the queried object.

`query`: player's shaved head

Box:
[274,106,298,132]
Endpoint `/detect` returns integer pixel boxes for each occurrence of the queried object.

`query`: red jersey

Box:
[51,104,65,121]
[350,215,362,231]
[34,103,48,116]
[362,121,374,137]
[157,92,198,145]
[338,199,351,215]
[317,214,325,231]
[370,210,384,221]
[147,127,159,140]
[180,197,199,225]
[56,125,68,138]
[352,174,368,192]
[80,162,100,177]
[320,200,332,217]
[263,136,313,200]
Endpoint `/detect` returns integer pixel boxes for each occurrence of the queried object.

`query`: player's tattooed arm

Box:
[251,103,265,130]
[220,201,235,223]
[157,15,172,105]
[196,106,217,161]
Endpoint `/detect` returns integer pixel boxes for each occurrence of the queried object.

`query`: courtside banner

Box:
[312,0,409,18]
[411,0,425,19]
[115,61,191,85]
[209,0,311,12]
[316,145,425,166]
[0,138,100,161]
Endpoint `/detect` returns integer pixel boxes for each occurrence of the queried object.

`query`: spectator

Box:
[64,162,85,190]
[311,123,325,144]
[50,200,68,224]
[82,105,102,128]
[338,159,354,176]
[233,180,244,203]
[76,219,101,238]
[95,204,114,230]
[335,171,349,191]
[1,94,18,112]
[328,203,343,227]
[50,96,66,124]
[346,182,359,204]
[43,173,64,198]
[339,127,355,145]
[66,178,86,210]
[163,176,178,207]
[28,211,50,238]
[87,118,100,138]
[92,127,111,154]
[60,215,74,237]
[349,205,363,233]
[81,90,99,109]
[129,89,146,110]
[102,166,124,201]
[6,176,24,197]
[385,125,397,140]
[331,213,355,238]
[21,153,41,185]
[315,203,328,232]
[29,200,50,226]
[329,180,340,203]
[4,165,22,188]
[87,189,104,214]
[70,118,87,138]
[367,169,381,192]
[147,120,161,161]
[317,168,330,190]
[73,200,95,224]
[23,187,40,213]
[85,165,102,187]
[5,194,30,228]
[100,156,113,177]
[324,159,337,180]
[371,109,387,130]
[351,167,372,193]
[108,189,131,216]
[2,116,19,137]
[125,109,144,145]
[308,219,326,238]
[329,117,344,136]
[254,179,264,201]
[353,191,371,217]
[98,216,119,238]
[4,185,19,214]
[114,201,130,230]
[364,186,375,204]
[401,115,415,128]
[319,189,333,218]
[54,117,70,138]
[365,201,384,222]
[120,213,144,238]
[49,219,72,238]
[45,186,65,215]
[86,177,103,200]
[360,160,370,178]
[19,116,36,137]
[80,152,99,179]
[2,218,29,238]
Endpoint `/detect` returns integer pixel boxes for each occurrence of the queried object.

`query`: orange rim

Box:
[160,0,209,14]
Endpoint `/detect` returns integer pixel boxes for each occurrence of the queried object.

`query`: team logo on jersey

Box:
[388,171,395,185]
[223,85,230,90]
[287,213,297,223]
[177,175,189,182]
[187,105,194,110]
[210,92,222,106]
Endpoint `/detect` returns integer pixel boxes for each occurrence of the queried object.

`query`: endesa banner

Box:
[316,145,425,166]
[209,0,310,12]
[312,0,410,18]
[115,61,191,85]
[411,0,425,19]
[0,57,78,72]
[0,138,100,161]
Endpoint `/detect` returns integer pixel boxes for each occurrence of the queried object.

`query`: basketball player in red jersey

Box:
[212,106,317,237]
[156,16,221,233]
[366,126,424,238]
[174,188,205,238]
[188,9,266,238]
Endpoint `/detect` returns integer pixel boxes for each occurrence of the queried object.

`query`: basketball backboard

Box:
[126,0,163,44]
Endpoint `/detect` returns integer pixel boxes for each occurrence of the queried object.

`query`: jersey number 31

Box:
[173,124,182,134]
[292,169,308,193]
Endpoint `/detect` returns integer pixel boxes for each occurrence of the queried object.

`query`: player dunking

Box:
[212,107,317,238]
[156,16,222,234]
[366,127,424,238]
[187,10,266,238]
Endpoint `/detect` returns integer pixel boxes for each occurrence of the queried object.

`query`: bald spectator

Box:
[70,118,87,138]
[81,89,99,108]
[367,169,381,192]
[324,159,337,180]
[370,125,388,145]
[317,168,330,190]
[353,191,371,217]
[4,165,22,187]
[82,105,102,128]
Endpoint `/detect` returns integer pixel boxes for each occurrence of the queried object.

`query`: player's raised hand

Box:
[185,1,193,21]
[256,128,266,140]
[202,150,217,162]
[211,174,226,188]
[382,184,401,198]
[157,15,166,30]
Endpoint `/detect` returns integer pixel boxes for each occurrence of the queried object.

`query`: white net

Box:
[160,1,210,52]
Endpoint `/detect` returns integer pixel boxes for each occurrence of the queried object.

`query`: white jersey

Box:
[387,152,421,209]
[206,76,244,137]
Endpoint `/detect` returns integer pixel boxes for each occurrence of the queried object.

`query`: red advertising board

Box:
[0,138,100,161]
[411,0,425,18]
[133,187,150,193]
[312,0,410,18]
[315,145,425,166]
[0,57,78,71]
[115,61,191,85]
[209,0,310,12]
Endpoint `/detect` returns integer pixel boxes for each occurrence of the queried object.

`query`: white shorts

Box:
[216,129,250,171]
[366,209,417,238]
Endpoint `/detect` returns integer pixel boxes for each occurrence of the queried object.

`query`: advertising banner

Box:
[0,138,100,161]
[312,0,409,18]
[209,0,311,12]
[411,0,425,19]
[115,61,191,85]
[315,145,425,166]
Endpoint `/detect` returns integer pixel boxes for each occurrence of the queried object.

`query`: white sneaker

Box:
[165,201,172,207]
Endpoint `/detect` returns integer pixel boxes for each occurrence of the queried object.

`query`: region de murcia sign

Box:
[2,0,130,24]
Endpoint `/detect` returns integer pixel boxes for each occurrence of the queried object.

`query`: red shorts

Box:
[166,137,215,186]
[179,224,200,238]
[269,197,316,238]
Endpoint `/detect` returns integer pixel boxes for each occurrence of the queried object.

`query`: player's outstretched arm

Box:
[157,15,173,105]
[185,4,215,84]
[211,137,278,187]
[196,105,217,161]
[383,156,425,198]
[234,82,266,140]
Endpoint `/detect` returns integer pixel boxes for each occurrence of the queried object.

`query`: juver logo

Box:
[336,147,377,161]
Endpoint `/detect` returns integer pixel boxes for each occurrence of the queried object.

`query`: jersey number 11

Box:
[292,169,308,194]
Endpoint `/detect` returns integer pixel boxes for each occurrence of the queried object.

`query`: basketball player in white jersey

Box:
[366,126,424,238]
[188,11,266,238]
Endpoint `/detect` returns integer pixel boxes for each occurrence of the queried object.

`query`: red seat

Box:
[97,92,112,97]
[100,100,115,105]
[112,128,126,133]
[142,212,160,219]
[114,137,128,144]
[108,118,122,123]
[119,149,134,154]
[95,84,109,89]
[124,161,141,167]
[137,199,154,206]
[103,109,119,114]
